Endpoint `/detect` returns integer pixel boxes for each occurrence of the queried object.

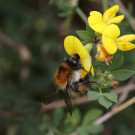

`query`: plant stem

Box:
[76,7,88,24]
[99,87,102,95]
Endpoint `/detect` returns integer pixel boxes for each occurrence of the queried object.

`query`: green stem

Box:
[64,14,74,32]
[99,87,103,95]
[102,0,109,12]
[97,73,106,77]
[76,7,88,24]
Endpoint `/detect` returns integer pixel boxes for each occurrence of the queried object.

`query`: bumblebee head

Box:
[64,54,82,70]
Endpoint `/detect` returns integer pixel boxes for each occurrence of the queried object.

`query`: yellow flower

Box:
[88,5,124,33]
[102,24,135,54]
[95,45,108,61]
[95,45,113,65]
[64,36,94,78]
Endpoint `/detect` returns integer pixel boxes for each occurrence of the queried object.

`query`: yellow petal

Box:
[91,66,94,76]
[95,45,107,61]
[80,56,94,78]
[117,34,135,42]
[102,24,120,40]
[88,11,107,33]
[116,41,135,51]
[80,57,90,76]
[64,36,75,55]
[107,15,124,24]
[102,24,120,54]
[89,11,103,25]
[64,36,88,59]
[95,55,105,61]
[102,37,117,54]
[90,22,107,34]
[103,5,119,23]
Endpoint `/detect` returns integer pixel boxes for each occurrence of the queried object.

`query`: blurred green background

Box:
[0,0,135,135]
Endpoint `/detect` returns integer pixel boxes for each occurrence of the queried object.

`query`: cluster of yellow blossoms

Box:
[89,5,135,64]
[64,5,135,78]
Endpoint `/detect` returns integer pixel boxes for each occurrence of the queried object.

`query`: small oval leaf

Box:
[98,96,112,109]
[103,93,118,102]
[111,69,135,81]
[87,91,100,100]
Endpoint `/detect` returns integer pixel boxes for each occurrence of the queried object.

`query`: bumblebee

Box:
[42,54,93,115]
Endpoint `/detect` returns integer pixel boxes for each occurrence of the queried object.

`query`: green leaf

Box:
[53,107,64,127]
[86,25,95,39]
[98,96,113,109]
[83,109,102,124]
[77,125,90,135]
[108,51,124,70]
[76,30,91,41]
[103,93,118,102]
[89,124,104,134]
[16,117,42,135]
[87,91,100,100]
[93,61,107,72]
[76,25,95,45]
[82,40,91,46]
[64,109,81,126]
[111,69,135,81]
[93,61,107,68]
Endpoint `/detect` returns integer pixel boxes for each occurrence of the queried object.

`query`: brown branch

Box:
[41,96,91,112]
[41,83,135,112]
[0,30,32,62]
[113,76,135,108]
[0,30,19,51]
[94,96,135,125]
[70,96,135,135]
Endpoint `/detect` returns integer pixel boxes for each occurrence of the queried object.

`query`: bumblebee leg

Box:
[86,81,99,88]
[79,65,93,82]
[79,74,90,82]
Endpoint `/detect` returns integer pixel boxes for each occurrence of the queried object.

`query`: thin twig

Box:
[113,76,135,108]
[0,30,19,51]
[0,30,32,62]
[94,96,135,125]
[42,83,135,111]
[70,96,135,135]
[41,96,90,111]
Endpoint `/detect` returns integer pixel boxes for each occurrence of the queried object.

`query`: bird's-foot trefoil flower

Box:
[88,5,124,33]
[102,24,135,54]
[64,36,94,78]
[95,45,113,65]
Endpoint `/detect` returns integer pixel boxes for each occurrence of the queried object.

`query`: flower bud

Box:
[113,81,119,87]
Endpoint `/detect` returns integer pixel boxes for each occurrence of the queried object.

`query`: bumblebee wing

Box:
[65,75,72,116]
[42,81,59,104]
[65,87,72,116]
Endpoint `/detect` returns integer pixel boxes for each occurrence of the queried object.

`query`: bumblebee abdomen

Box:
[54,63,73,89]
[78,85,88,94]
